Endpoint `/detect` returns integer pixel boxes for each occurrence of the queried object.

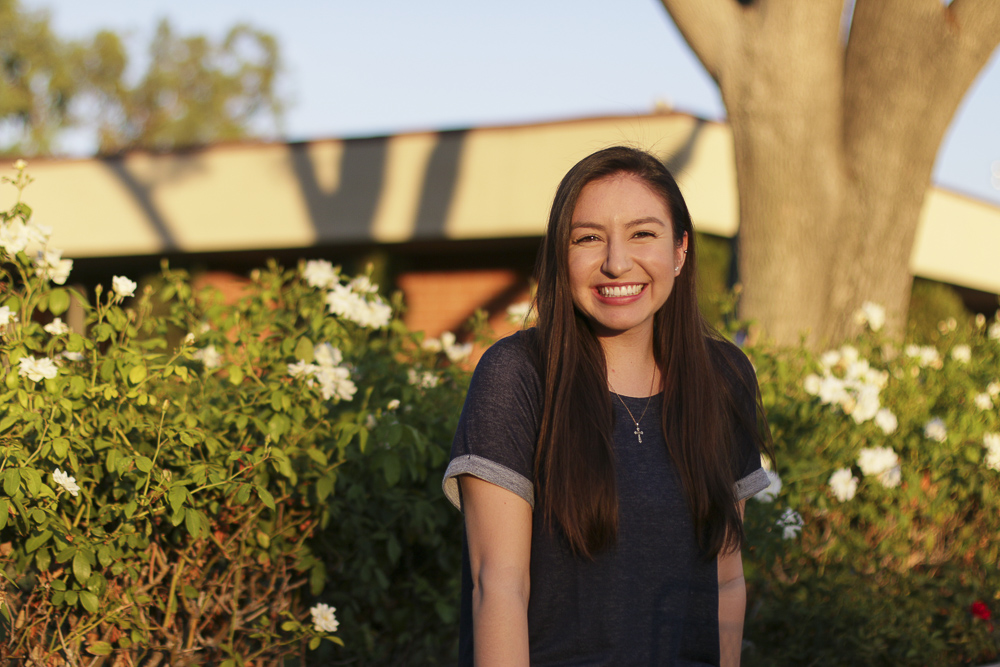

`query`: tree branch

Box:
[950,0,1000,55]
[658,0,743,82]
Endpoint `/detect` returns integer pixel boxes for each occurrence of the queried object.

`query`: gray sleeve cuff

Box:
[442,454,534,512]
[735,467,770,501]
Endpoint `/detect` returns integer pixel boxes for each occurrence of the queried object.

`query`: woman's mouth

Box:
[597,284,645,298]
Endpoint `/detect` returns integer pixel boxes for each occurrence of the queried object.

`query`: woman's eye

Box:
[572,235,599,244]
[633,230,656,239]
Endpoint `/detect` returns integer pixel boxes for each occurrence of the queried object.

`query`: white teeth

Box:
[599,284,643,297]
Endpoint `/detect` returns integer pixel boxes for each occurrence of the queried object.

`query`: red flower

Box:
[971,601,992,621]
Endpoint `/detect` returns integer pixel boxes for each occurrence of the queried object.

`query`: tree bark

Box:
[660,0,1000,345]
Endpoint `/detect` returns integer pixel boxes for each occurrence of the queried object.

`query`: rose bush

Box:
[0,164,469,665]
[742,308,1000,666]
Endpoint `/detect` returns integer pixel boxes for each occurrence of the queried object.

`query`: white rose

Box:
[776,508,803,540]
[112,275,137,298]
[310,603,339,633]
[974,393,993,411]
[923,418,947,443]
[754,469,782,502]
[950,345,971,363]
[857,446,899,477]
[874,408,898,434]
[18,356,59,382]
[53,468,80,497]
[828,468,859,502]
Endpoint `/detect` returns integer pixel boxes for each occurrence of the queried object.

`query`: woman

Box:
[443,146,773,666]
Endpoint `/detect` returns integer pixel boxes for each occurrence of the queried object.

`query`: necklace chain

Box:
[608,370,657,444]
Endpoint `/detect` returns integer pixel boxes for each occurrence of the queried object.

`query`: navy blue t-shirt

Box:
[443,330,769,666]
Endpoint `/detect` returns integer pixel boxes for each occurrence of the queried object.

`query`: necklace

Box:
[608,370,657,444]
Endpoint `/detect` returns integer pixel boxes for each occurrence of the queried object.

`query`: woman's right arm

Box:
[460,474,532,667]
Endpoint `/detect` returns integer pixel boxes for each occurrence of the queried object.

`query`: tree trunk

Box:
[660,0,1000,346]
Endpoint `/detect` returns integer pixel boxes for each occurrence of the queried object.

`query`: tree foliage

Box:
[0,0,283,157]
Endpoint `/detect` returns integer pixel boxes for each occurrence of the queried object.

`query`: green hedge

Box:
[742,304,1000,665]
[0,164,467,664]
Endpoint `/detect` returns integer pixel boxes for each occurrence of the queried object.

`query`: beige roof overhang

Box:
[2,113,997,294]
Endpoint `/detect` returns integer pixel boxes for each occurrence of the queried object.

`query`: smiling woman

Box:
[443,146,774,666]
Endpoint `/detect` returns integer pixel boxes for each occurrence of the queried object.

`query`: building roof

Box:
[4,112,998,294]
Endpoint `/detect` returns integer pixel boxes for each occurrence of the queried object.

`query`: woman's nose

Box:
[601,238,632,277]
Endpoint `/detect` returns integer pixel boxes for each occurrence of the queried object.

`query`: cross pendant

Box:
[634,425,643,443]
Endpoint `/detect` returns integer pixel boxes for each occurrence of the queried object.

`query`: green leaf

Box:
[25,530,52,553]
[73,550,92,583]
[382,453,401,487]
[183,585,199,599]
[97,546,113,568]
[135,456,153,473]
[35,547,51,571]
[128,364,147,385]
[52,437,69,458]
[2,469,20,496]
[79,590,99,613]
[236,484,252,504]
[227,365,244,385]
[49,288,70,315]
[65,590,78,606]
[86,640,112,656]
[294,337,314,363]
[105,449,119,473]
[0,498,8,530]
[256,486,275,510]
[0,413,19,433]
[316,475,334,502]
[124,500,137,518]
[309,636,321,650]
[168,486,187,512]
[184,508,200,538]
[281,620,299,631]
[306,448,328,466]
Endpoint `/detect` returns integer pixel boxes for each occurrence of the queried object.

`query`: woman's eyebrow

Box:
[570,217,666,231]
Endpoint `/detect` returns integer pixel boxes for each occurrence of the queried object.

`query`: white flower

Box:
[819,350,841,369]
[923,418,947,443]
[53,468,80,497]
[857,446,899,478]
[302,260,339,289]
[950,345,971,363]
[365,413,378,429]
[349,275,379,294]
[13,159,26,170]
[0,305,17,334]
[0,219,31,255]
[387,399,400,411]
[905,344,941,369]
[975,393,993,411]
[192,345,221,370]
[975,314,986,329]
[35,248,73,285]
[310,603,339,633]
[776,508,803,540]
[287,360,316,380]
[878,465,902,489]
[326,284,392,329]
[828,468,859,502]
[988,381,1000,398]
[754,469,782,502]
[315,365,357,402]
[851,385,881,424]
[441,331,473,363]
[987,322,1000,340]
[112,275,137,298]
[182,333,196,346]
[313,343,343,368]
[874,408,898,434]
[60,350,85,362]
[803,374,822,396]
[18,356,58,382]
[407,368,440,389]
[854,302,886,332]
[984,433,1000,471]
[421,337,443,352]
[44,318,69,335]
[839,345,860,365]
[506,300,534,326]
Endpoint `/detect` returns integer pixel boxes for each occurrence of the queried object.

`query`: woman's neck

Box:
[599,330,660,398]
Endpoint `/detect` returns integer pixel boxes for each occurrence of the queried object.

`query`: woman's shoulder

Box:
[475,328,541,380]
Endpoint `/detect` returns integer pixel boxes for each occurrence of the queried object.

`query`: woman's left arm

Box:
[718,499,747,667]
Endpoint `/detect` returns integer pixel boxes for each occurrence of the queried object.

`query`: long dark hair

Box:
[532,146,772,559]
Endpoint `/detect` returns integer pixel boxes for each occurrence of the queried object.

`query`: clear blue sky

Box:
[23,0,1000,205]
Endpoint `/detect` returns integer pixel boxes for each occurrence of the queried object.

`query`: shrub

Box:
[0,163,468,665]
[742,304,1000,665]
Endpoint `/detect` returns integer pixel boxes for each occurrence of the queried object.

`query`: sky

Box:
[21,0,1000,206]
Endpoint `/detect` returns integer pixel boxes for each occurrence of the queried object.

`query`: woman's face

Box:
[567,172,687,340]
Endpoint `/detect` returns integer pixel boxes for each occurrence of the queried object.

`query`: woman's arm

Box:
[460,474,533,666]
[718,500,747,667]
